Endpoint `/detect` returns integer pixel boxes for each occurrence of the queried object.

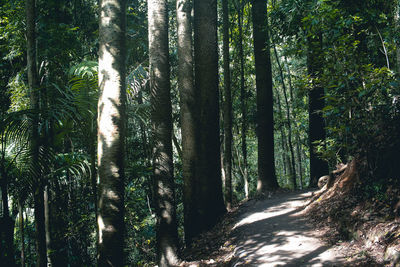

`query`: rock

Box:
[318,175,330,189]
[384,246,400,266]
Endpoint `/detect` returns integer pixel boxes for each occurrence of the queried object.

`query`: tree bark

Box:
[252,0,279,193]
[26,0,47,266]
[33,189,47,267]
[222,0,232,210]
[273,45,297,189]
[192,0,226,238]
[176,0,199,246]
[1,170,16,267]
[238,0,249,199]
[19,200,25,267]
[307,33,329,188]
[97,0,126,265]
[148,0,179,265]
[284,56,304,189]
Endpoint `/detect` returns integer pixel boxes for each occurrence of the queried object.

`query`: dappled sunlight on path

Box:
[231,192,345,266]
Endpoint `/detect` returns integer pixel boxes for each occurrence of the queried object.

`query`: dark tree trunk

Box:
[149,0,179,265]
[97,0,126,265]
[26,0,47,266]
[252,0,279,193]
[33,189,46,267]
[192,0,226,238]
[176,0,198,246]
[1,170,16,267]
[307,34,329,188]
[89,138,98,255]
[222,0,232,210]
[238,0,249,199]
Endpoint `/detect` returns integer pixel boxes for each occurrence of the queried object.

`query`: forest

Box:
[0,0,399,266]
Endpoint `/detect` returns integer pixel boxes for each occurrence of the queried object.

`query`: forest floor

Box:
[180,188,399,266]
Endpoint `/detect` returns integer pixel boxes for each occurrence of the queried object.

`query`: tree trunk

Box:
[148,0,179,265]
[33,189,47,267]
[273,45,297,189]
[176,0,197,246]
[252,0,279,193]
[44,186,51,266]
[284,56,304,189]
[26,0,47,266]
[97,0,126,265]
[1,169,16,267]
[238,0,249,199]
[89,138,98,255]
[222,0,232,210]
[307,33,329,188]
[19,200,25,267]
[395,3,400,75]
[192,0,226,238]
[275,87,292,186]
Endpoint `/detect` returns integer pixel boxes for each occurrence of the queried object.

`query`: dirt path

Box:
[229,191,346,266]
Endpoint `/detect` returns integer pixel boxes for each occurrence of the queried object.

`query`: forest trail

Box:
[229,191,345,266]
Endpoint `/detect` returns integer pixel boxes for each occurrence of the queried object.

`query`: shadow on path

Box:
[229,191,345,266]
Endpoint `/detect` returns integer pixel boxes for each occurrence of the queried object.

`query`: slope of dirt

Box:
[180,191,350,266]
[303,161,400,267]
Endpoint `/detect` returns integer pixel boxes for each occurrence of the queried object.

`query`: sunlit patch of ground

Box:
[230,191,345,266]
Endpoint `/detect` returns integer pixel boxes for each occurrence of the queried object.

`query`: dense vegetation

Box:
[0,0,399,266]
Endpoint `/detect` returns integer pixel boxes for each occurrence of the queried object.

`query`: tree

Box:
[148,0,179,265]
[252,0,279,193]
[273,45,297,189]
[97,0,126,265]
[26,0,47,266]
[222,0,233,209]
[176,0,198,246]
[307,33,329,188]
[237,0,249,199]
[191,0,226,240]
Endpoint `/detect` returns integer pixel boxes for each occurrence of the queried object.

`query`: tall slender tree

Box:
[26,0,47,266]
[237,0,249,199]
[176,0,198,246]
[273,45,296,189]
[307,33,329,188]
[192,0,226,240]
[148,0,179,265]
[97,0,126,265]
[222,0,232,209]
[252,0,279,193]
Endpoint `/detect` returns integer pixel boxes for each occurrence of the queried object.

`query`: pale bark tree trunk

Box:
[273,45,297,189]
[44,186,51,266]
[284,56,304,189]
[148,0,179,265]
[238,0,249,199]
[192,0,226,238]
[222,0,233,210]
[176,0,198,246]
[252,0,279,193]
[97,0,126,265]
[19,200,25,267]
[275,89,291,185]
